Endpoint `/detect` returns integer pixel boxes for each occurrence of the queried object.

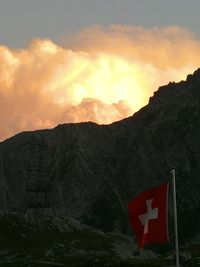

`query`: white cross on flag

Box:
[128,183,169,248]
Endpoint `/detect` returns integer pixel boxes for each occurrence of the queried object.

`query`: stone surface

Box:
[0,69,200,244]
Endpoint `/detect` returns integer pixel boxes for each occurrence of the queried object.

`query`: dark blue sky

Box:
[0,0,200,48]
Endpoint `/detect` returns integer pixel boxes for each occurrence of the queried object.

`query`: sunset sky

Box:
[0,0,200,141]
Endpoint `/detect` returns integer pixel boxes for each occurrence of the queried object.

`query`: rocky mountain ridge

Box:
[0,69,200,245]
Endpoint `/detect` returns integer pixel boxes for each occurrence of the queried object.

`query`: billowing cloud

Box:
[0,25,200,141]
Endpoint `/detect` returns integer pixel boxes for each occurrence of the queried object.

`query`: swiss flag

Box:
[128,183,169,248]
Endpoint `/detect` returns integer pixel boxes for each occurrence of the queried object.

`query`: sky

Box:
[0,0,200,141]
[1,0,200,48]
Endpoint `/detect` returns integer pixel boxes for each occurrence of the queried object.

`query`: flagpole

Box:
[171,168,180,267]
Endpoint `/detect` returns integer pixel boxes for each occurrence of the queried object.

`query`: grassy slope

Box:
[0,215,199,267]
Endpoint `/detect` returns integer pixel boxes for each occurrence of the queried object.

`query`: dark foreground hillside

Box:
[0,215,198,267]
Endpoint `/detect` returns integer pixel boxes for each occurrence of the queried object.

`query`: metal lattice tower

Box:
[25,134,55,216]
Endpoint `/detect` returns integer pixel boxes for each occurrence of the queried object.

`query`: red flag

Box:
[128,183,169,248]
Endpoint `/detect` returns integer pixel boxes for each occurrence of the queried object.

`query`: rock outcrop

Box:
[1,69,200,243]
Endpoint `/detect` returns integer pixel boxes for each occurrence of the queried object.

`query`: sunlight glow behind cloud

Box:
[0,25,199,141]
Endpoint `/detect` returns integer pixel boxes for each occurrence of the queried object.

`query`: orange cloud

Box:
[0,25,199,141]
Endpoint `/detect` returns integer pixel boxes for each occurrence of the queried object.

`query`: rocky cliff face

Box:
[1,69,200,243]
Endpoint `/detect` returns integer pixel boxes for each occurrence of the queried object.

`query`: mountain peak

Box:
[186,68,200,83]
[0,68,200,246]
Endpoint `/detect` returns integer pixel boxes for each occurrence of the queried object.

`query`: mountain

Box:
[0,69,200,247]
